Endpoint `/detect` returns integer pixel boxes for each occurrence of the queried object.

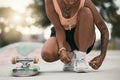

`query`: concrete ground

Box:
[0,43,120,80]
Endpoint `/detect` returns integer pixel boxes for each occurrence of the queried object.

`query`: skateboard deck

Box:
[11,57,40,77]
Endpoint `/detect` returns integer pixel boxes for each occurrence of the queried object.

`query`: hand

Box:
[89,54,105,70]
[60,50,72,64]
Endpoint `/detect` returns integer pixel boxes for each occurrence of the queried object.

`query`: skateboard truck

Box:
[16,58,36,68]
[11,57,40,77]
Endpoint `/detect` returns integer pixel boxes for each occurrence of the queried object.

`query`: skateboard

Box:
[11,57,40,77]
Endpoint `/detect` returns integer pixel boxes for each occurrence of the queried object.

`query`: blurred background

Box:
[0,0,120,50]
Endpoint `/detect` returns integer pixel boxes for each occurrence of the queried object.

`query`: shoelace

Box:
[76,58,85,63]
[75,58,86,67]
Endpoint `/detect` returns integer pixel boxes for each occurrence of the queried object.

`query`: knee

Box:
[79,7,93,19]
[41,50,51,62]
[41,49,56,62]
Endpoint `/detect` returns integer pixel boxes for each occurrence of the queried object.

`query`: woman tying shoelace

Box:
[41,0,109,72]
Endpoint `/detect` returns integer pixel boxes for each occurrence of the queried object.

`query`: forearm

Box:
[55,26,66,49]
[100,24,109,56]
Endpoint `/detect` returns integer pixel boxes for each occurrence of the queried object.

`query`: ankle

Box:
[73,50,86,60]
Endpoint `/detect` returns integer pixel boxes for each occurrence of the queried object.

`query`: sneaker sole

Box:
[63,67,74,71]
[74,68,88,73]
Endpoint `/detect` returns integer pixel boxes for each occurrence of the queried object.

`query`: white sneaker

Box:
[63,61,74,71]
[73,50,88,73]
[74,58,88,73]
[63,51,75,71]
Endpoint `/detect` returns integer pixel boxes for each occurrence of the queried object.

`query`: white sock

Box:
[73,50,86,60]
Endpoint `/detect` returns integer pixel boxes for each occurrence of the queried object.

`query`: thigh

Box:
[42,37,58,53]
[74,7,95,52]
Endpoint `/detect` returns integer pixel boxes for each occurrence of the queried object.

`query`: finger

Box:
[68,56,72,61]
[61,57,70,64]
[68,56,71,60]
[62,58,71,64]
[91,57,97,62]
[60,57,66,63]
[89,62,94,67]
[63,59,69,64]
[66,56,71,62]
[93,64,99,70]
[91,61,99,68]
[89,62,96,68]
[89,62,99,70]
[62,59,67,64]
[89,59,96,64]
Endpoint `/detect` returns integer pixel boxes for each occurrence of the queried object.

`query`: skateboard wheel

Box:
[13,69,17,72]
[33,68,38,71]
[33,57,39,64]
[11,57,17,64]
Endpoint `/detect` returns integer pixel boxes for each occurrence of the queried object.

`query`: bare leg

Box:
[41,37,59,62]
[41,37,71,62]
[73,7,96,72]
[74,7,95,52]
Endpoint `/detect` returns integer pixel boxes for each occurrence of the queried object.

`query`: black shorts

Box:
[50,27,94,53]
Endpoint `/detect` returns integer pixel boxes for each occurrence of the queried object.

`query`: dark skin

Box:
[85,1,109,69]
[42,0,109,70]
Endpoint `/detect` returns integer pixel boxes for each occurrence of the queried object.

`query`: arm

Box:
[45,0,66,49]
[85,0,109,69]
[45,0,71,63]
